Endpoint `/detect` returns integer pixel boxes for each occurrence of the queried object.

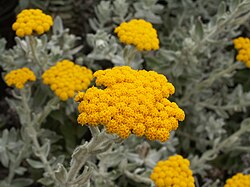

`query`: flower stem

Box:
[6,144,29,185]
[28,36,44,72]
[28,125,57,181]
[64,127,119,187]
[124,45,138,66]
[124,170,153,185]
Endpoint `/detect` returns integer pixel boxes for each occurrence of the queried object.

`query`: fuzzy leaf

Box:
[0,151,9,167]
[217,1,226,16]
[26,159,44,169]
[15,167,27,175]
[230,0,240,11]
[40,140,51,158]
[12,178,33,187]
[37,177,54,186]
[195,18,204,40]
[55,164,67,184]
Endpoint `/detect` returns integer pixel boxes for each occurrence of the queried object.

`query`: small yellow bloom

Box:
[150,155,195,187]
[224,173,250,187]
[233,37,250,68]
[4,68,36,89]
[114,19,160,51]
[76,66,184,141]
[42,60,93,101]
[12,9,53,37]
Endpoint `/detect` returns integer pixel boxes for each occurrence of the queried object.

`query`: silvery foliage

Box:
[85,0,250,186]
[0,17,82,72]
[1,0,250,186]
[86,0,164,69]
[0,17,83,186]
[88,134,178,187]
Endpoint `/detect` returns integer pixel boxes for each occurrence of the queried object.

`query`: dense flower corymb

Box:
[233,37,250,68]
[4,67,36,89]
[150,155,195,187]
[224,173,250,187]
[12,9,53,37]
[75,66,185,142]
[114,19,159,51]
[42,60,93,101]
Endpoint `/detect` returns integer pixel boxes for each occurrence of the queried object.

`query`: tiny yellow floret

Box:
[42,60,93,101]
[12,9,53,37]
[150,155,195,187]
[233,37,250,68]
[75,66,185,141]
[224,173,250,187]
[4,68,36,89]
[114,19,160,51]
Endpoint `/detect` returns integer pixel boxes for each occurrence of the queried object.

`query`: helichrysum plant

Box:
[0,7,93,187]
[1,0,250,186]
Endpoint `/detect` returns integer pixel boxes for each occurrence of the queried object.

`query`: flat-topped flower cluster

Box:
[114,19,160,51]
[12,9,53,37]
[4,67,36,89]
[150,155,195,187]
[42,60,93,101]
[75,66,185,142]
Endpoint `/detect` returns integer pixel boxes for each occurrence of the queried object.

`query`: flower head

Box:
[114,19,159,51]
[150,155,195,187]
[233,37,250,68]
[4,67,36,89]
[42,60,93,101]
[76,66,184,142]
[224,173,250,187]
[12,9,53,37]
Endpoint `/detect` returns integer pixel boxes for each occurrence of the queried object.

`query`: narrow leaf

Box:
[26,159,44,169]
[195,18,204,40]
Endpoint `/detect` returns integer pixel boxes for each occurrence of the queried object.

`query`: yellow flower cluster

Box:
[4,67,36,89]
[150,155,195,187]
[75,66,185,142]
[114,19,159,51]
[42,60,93,101]
[12,9,53,37]
[233,37,250,68]
[224,173,250,187]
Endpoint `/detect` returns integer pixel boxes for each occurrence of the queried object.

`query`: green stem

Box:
[32,97,59,129]
[20,88,32,125]
[124,45,138,66]
[6,144,30,185]
[124,170,152,185]
[19,90,59,184]
[28,36,44,72]
[28,125,57,181]
[65,127,119,187]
